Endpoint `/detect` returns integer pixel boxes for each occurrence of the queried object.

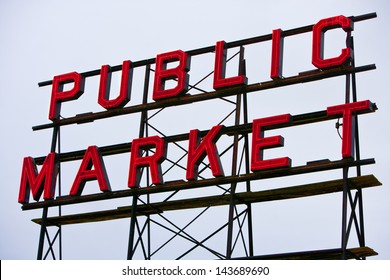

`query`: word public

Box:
[19,15,365,204]
[48,15,353,120]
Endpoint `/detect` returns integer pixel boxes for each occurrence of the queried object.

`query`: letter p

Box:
[49,72,85,120]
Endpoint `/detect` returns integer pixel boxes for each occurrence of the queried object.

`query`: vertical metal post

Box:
[340,33,366,260]
[37,126,59,260]
[226,46,245,259]
[226,96,241,259]
[350,36,365,250]
[37,207,48,260]
[243,92,254,257]
[127,195,138,260]
[341,166,349,260]
[57,126,62,260]
[127,64,151,260]
[143,65,151,260]
[341,31,352,260]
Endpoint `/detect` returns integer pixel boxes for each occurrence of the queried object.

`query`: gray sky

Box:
[1,0,389,260]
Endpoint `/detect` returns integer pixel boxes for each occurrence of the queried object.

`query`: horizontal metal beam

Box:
[31,175,381,226]
[37,12,376,87]
[32,100,377,165]
[22,158,376,210]
[32,64,376,131]
[231,246,377,260]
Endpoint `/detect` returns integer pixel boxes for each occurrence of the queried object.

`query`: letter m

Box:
[18,152,58,204]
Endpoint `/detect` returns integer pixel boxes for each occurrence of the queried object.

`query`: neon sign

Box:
[19,15,376,205]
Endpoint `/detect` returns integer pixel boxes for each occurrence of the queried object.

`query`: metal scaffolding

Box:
[22,12,380,260]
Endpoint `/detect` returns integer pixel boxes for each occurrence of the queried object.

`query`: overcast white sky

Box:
[1,0,389,260]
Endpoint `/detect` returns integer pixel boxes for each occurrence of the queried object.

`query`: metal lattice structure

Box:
[21,12,381,260]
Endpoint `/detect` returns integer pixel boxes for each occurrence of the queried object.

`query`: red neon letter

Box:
[49,72,85,120]
[327,100,373,158]
[153,50,190,101]
[270,29,284,79]
[213,41,247,89]
[18,152,57,204]
[251,114,291,171]
[186,125,224,180]
[128,136,167,188]
[312,15,353,69]
[98,60,132,109]
[70,146,111,196]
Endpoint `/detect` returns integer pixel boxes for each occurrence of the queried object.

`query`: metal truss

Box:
[340,35,367,260]
[126,47,254,259]
[26,13,379,260]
